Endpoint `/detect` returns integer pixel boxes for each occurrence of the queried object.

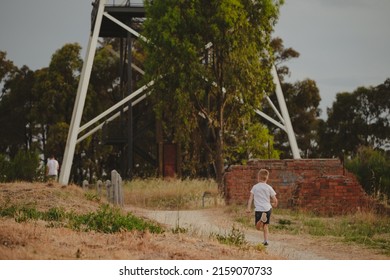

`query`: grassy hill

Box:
[0,182,272,260]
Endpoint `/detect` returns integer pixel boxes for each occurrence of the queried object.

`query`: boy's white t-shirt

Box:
[250,182,276,212]
[47,159,59,176]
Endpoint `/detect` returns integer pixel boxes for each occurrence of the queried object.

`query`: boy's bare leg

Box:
[263,224,269,242]
[256,220,263,231]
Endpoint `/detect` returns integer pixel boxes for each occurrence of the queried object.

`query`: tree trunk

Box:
[214,133,225,194]
[214,97,225,193]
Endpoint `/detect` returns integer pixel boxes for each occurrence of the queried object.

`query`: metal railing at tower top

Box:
[91,0,146,36]
[100,0,144,6]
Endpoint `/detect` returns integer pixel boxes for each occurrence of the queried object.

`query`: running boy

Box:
[246,169,278,246]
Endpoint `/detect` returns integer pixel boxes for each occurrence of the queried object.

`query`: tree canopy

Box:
[143,0,284,187]
[320,79,390,157]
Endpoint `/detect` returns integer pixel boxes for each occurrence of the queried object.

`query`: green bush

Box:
[0,203,163,234]
[0,150,40,182]
[346,146,390,199]
[75,204,163,233]
[9,150,40,181]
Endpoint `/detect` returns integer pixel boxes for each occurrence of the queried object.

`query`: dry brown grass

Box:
[0,218,271,260]
[0,182,100,213]
[123,178,225,209]
[0,181,276,260]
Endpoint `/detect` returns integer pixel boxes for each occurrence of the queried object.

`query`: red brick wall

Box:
[223,159,372,215]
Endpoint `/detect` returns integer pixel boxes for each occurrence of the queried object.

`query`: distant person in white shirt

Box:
[46,155,59,182]
[246,169,278,246]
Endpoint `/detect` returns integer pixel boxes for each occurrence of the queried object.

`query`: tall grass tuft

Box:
[274,208,390,255]
[335,211,390,253]
[211,226,248,247]
[122,178,224,210]
[230,206,390,255]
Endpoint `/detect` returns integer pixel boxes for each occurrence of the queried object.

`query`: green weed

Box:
[171,225,188,234]
[14,206,40,223]
[274,218,293,230]
[211,226,248,247]
[0,203,40,222]
[0,204,18,217]
[304,219,327,236]
[43,207,66,221]
[84,191,101,202]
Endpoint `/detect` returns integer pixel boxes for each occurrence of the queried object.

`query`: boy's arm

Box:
[246,193,254,213]
[271,196,278,208]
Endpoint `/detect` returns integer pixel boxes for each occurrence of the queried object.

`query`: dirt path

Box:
[125,206,389,260]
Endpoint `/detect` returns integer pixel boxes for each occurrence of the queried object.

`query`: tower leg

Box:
[126,33,133,179]
[59,0,107,185]
[271,64,301,159]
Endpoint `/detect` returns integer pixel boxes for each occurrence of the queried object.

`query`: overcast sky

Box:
[1,0,389,119]
[274,0,390,117]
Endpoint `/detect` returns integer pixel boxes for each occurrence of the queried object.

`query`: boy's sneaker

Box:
[262,241,269,246]
[260,212,268,223]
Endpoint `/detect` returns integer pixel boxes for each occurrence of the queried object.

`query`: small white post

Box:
[109,170,123,207]
[105,180,111,202]
[118,174,123,207]
[96,180,103,196]
[82,180,89,190]
[111,170,118,204]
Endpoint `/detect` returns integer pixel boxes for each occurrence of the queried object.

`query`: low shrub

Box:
[0,203,163,234]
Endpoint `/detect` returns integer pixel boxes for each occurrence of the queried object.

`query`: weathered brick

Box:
[224,159,376,215]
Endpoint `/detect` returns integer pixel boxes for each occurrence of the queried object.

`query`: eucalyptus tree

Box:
[0,65,35,157]
[29,43,83,161]
[143,0,284,188]
[320,79,390,157]
[0,51,16,86]
[0,51,18,154]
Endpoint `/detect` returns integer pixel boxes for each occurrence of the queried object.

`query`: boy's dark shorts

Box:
[255,209,272,225]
